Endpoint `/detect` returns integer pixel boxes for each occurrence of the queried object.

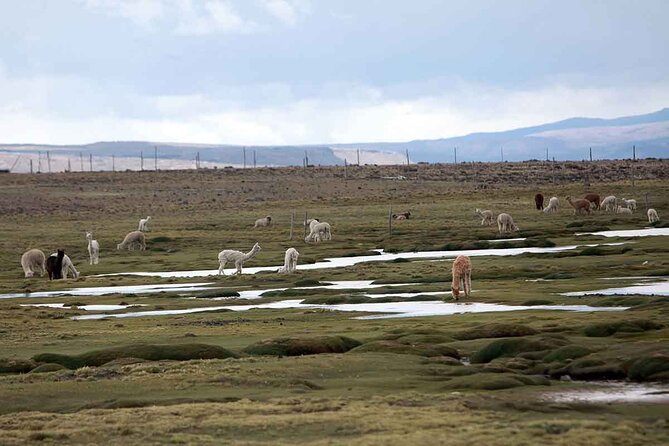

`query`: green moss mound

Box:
[522,299,554,306]
[0,358,37,374]
[579,247,605,256]
[583,320,664,337]
[243,336,361,356]
[294,279,325,287]
[543,345,593,363]
[32,343,237,369]
[441,373,550,390]
[454,324,538,341]
[195,289,240,298]
[471,337,564,364]
[626,355,669,381]
[29,363,67,374]
[351,340,459,358]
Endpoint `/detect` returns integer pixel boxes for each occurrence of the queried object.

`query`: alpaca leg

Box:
[464,272,471,297]
[218,261,226,275]
[235,261,242,274]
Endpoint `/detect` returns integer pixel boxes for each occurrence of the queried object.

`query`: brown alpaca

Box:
[583,193,600,210]
[451,255,472,300]
[534,193,544,211]
[566,196,591,215]
[393,211,411,220]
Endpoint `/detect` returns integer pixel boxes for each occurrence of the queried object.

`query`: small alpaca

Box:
[46,249,65,280]
[566,196,591,215]
[254,216,272,228]
[278,247,299,273]
[621,198,637,212]
[648,208,660,223]
[218,242,261,275]
[583,193,600,210]
[20,249,46,278]
[138,216,151,232]
[305,222,332,243]
[534,193,544,211]
[475,208,494,225]
[616,206,633,215]
[601,195,617,213]
[451,255,472,300]
[497,213,519,234]
[117,231,146,250]
[543,197,559,213]
[86,231,100,265]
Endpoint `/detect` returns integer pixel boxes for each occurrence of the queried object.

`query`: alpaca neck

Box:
[243,247,259,261]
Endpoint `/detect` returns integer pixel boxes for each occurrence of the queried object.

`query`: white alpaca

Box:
[138,216,151,232]
[497,213,519,234]
[49,253,80,279]
[305,222,332,243]
[601,196,617,213]
[304,218,319,227]
[86,232,100,265]
[475,208,494,225]
[542,197,559,214]
[20,249,46,278]
[616,206,633,215]
[621,198,637,212]
[254,216,272,228]
[218,242,261,275]
[648,208,660,223]
[117,231,146,251]
[278,248,299,273]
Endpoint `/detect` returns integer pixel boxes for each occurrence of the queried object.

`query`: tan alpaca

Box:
[451,255,472,300]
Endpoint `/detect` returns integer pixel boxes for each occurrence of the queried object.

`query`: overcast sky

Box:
[1,0,668,145]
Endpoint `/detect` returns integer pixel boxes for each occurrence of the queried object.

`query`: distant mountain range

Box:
[1,108,667,172]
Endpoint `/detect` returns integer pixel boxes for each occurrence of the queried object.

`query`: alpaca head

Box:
[86,231,93,240]
[252,242,261,252]
[451,287,460,300]
[147,216,151,220]
[266,216,271,221]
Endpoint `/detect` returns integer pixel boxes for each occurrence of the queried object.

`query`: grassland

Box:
[0,160,668,445]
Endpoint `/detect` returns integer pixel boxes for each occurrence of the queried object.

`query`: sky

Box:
[1,0,668,145]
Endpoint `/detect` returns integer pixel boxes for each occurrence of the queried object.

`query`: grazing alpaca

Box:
[497,213,519,234]
[616,206,633,215]
[534,193,544,211]
[46,249,65,280]
[218,242,261,275]
[393,211,411,220]
[648,208,660,223]
[305,222,332,243]
[583,193,600,210]
[48,252,80,279]
[543,196,559,214]
[86,232,100,265]
[475,208,494,225]
[601,195,617,213]
[621,198,637,212]
[254,216,272,228]
[20,249,46,278]
[138,216,151,232]
[278,247,299,273]
[566,196,591,215]
[451,255,472,300]
[117,231,146,251]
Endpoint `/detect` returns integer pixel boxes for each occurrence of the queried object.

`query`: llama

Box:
[46,249,65,280]
[305,222,332,243]
[497,213,519,234]
[543,197,559,214]
[218,242,261,275]
[20,249,46,278]
[278,247,299,273]
[138,216,151,232]
[601,195,617,213]
[616,206,633,215]
[49,252,80,279]
[621,198,637,212]
[86,232,100,265]
[451,255,472,300]
[117,231,146,251]
[566,196,591,215]
[393,211,411,220]
[475,209,494,225]
[254,216,272,228]
[583,193,600,210]
[648,208,660,223]
[534,193,544,211]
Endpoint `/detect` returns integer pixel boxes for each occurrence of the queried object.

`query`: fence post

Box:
[289,211,295,240]
[303,211,308,240]
[388,205,393,236]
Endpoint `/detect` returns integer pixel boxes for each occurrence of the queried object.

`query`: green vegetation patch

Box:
[0,358,37,374]
[522,299,554,306]
[543,345,593,363]
[441,373,550,390]
[471,337,565,364]
[350,340,459,358]
[454,324,538,341]
[243,336,361,356]
[583,319,664,337]
[28,363,67,374]
[195,289,240,298]
[625,355,669,382]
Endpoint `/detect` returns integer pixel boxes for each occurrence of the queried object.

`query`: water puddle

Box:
[0,283,216,300]
[577,228,669,238]
[544,382,669,404]
[561,279,669,297]
[21,303,146,311]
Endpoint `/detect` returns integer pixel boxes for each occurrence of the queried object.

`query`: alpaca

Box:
[305,222,332,243]
[566,196,591,215]
[583,193,600,210]
[601,195,617,213]
[86,231,100,265]
[393,211,411,220]
[254,216,272,228]
[20,249,46,278]
[49,252,80,279]
[475,208,494,225]
[534,193,544,211]
[451,255,472,300]
[218,242,261,275]
[304,218,319,227]
[46,249,65,280]
[117,231,146,251]
[497,213,519,234]
[648,208,660,223]
[138,216,151,232]
[278,247,299,273]
[616,206,633,215]
[621,198,637,212]
[543,197,559,214]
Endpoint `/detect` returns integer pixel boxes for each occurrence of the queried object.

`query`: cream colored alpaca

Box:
[648,208,660,223]
[278,247,299,273]
[475,208,494,225]
[451,255,472,300]
[138,216,151,232]
[86,231,100,265]
[49,252,80,279]
[254,216,272,228]
[616,206,632,215]
[305,222,332,243]
[543,196,559,213]
[218,242,261,275]
[497,213,519,234]
[117,231,146,250]
[21,249,46,278]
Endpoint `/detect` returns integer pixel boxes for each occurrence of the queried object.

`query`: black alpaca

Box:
[46,249,65,280]
[534,193,544,211]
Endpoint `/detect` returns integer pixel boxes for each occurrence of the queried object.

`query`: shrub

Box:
[454,324,538,341]
[243,336,361,356]
[583,320,664,337]
[470,337,564,364]
[625,355,669,381]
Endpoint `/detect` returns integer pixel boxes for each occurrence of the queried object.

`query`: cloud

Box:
[262,0,311,26]
[80,0,166,27]
[174,0,261,35]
